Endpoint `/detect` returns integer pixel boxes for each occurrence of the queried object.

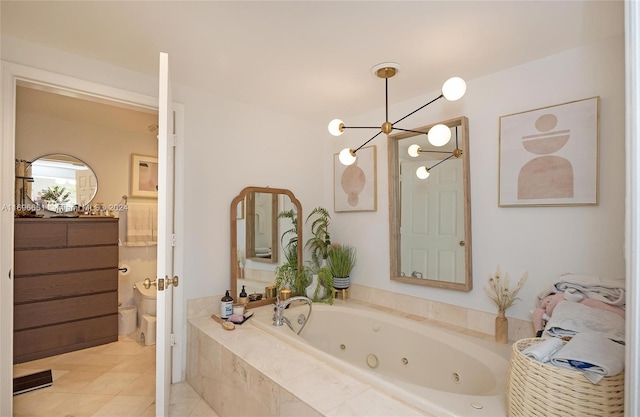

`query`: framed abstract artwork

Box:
[499,97,599,207]
[334,145,377,212]
[130,154,159,198]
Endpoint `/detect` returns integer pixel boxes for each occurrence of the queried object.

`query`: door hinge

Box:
[170,333,176,347]
[172,134,177,147]
[171,234,177,246]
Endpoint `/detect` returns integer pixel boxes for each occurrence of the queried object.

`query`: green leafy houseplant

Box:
[274,261,309,294]
[304,264,334,304]
[305,207,331,269]
[278,209,299,265]
[40,185,71,205]
[327,244,356,278]
[275,208,309,295]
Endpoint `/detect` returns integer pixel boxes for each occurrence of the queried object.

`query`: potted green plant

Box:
[305,207,331,269]
[274,261,308,294]
[40,185,71,212]
[278,208,299,265]
[275,208,309,295]
[304,261,334,303]
[327,243,356,289]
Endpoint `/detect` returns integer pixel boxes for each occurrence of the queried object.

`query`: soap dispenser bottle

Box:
[220,290,233,319]
[239,285,248,305]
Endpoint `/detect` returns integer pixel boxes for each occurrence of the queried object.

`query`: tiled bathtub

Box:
[186,300,513,416]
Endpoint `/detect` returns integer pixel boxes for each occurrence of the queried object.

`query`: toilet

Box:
[133,280,157,345]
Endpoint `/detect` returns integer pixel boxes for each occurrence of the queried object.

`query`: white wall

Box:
[325,35,626,321]
[178,83,326,300]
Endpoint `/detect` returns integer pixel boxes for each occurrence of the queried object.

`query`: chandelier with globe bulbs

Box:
[328,62,466,179]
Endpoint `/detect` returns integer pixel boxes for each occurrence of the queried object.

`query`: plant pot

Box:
[306,274,325,299]
[495,310,508,344]
[333,276,350,289]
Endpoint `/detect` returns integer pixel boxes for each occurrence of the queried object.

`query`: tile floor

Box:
[12,333,219,417]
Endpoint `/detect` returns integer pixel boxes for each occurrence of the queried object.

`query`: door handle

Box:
[166,275,179,288]
[146,276,178,292]
[143,278,157,289]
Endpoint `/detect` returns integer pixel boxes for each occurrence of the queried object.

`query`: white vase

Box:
[306,274,318,298]
[306,274,326,299]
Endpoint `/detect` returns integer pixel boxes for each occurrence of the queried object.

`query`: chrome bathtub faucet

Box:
[272,295,313,335]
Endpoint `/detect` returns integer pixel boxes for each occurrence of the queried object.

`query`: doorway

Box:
[0,61,188,416]
[13,82,159,414]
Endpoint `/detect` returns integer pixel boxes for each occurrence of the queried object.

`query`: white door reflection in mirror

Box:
[401,158,465,283]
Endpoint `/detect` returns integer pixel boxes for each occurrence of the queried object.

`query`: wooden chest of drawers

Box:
[14,217,119,363]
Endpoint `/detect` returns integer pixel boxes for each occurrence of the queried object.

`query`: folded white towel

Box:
[522,338,564,363]
[555,273,625,306]
[545,301,625,344]
[550,332,625,384]
[536,273,626,309]
[124,202,158,246]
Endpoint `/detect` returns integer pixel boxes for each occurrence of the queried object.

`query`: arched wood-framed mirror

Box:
[230,186,303,308]
[388,116,472,291]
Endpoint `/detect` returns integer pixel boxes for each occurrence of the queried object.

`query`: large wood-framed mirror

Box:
[388,116,472,291]
[230,186,303,308]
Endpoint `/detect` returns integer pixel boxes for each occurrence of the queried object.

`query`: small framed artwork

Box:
[130,154,159,198]
[499,97,599,207]
[334,145,377,212]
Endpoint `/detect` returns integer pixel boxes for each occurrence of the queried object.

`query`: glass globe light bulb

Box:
[328,119,345,136]
[427,124,452,147]
[408,144,421,157]
[442,77,466,101]
[339,148,357,166]
[416,166,430,179]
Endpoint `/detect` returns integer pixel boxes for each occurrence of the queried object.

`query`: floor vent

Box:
[13,370,53,396]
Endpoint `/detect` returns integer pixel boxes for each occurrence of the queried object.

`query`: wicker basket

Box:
[507,338,624,417]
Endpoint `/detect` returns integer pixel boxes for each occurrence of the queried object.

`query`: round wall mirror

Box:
[25,154,98,213]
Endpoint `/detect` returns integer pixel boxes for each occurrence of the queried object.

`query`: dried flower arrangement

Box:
[485,266,528,312]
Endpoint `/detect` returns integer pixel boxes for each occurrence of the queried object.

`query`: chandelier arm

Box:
[427,154,455,170]
[393,128,428,135]
[354,130,383,153]
[419,150,455,155]
[342,126,383,130]
[392,94,445,126]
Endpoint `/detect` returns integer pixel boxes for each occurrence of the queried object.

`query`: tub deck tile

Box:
[325,387,428,417]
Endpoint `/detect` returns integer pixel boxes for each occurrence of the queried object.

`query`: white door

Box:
[156,52,176,417]
[76,168,96,207]
[401,158,465,282]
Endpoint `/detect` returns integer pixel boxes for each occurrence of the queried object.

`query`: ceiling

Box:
[1,1,625,124]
